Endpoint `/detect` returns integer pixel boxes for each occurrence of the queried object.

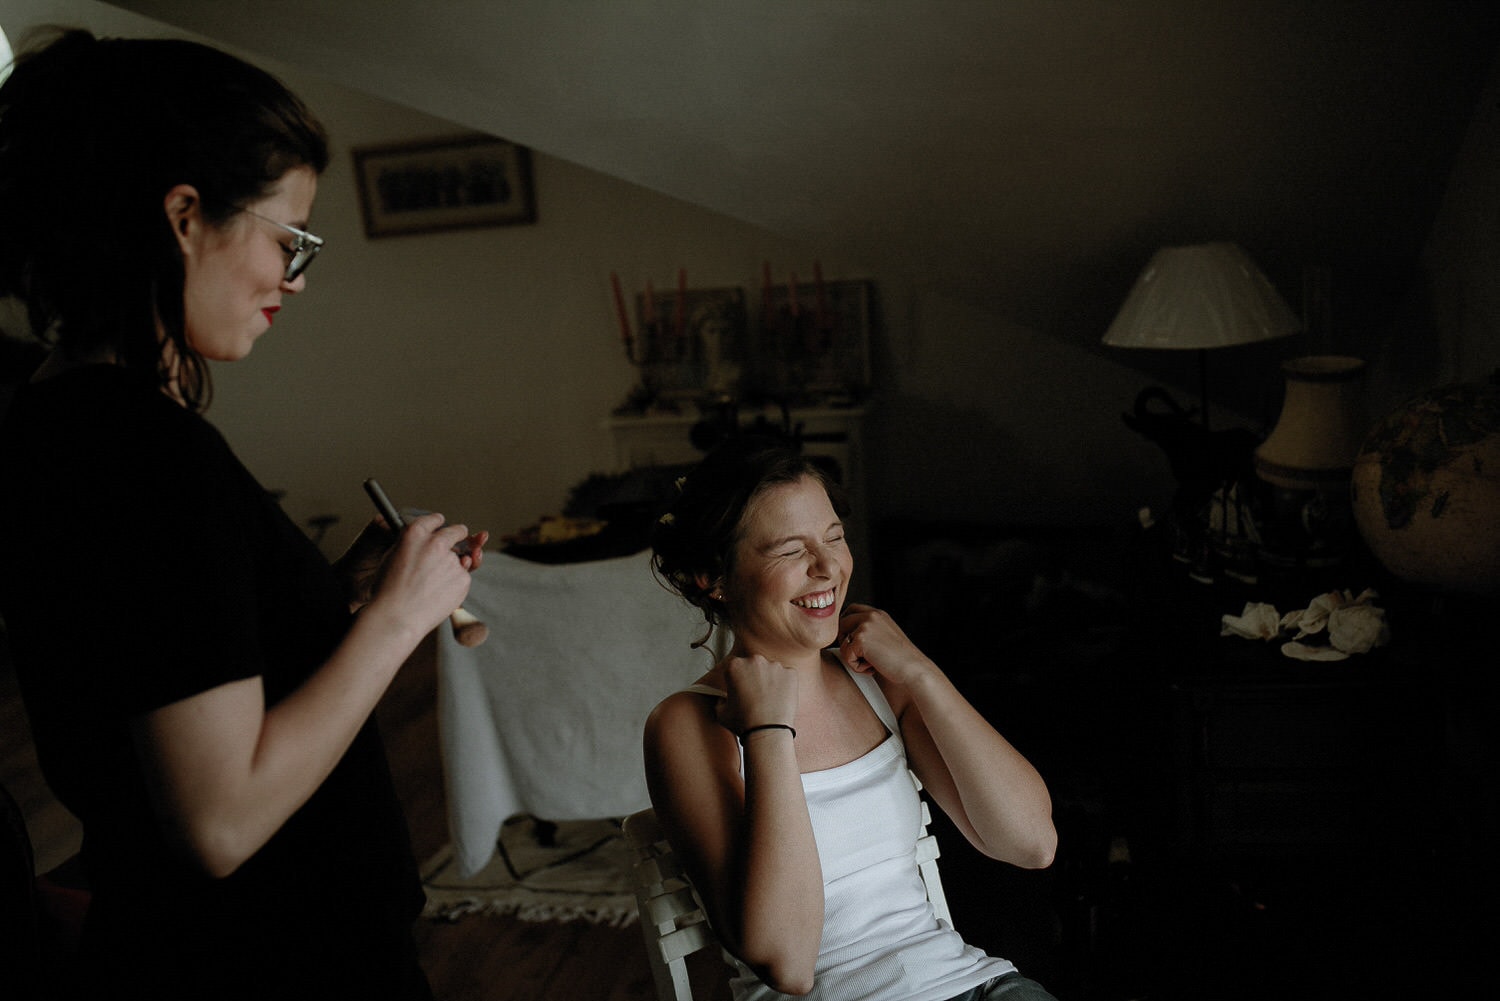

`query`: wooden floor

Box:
[3,631,662,1001]
[379,635,662,1001]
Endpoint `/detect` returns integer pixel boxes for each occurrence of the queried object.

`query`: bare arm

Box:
[133,512,476,877]
[644,658,823,995]
[839,604,1056,868]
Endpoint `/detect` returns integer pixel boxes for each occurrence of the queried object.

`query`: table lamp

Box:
[1104,242,1300,582]
[1255,354,1367,569]
[1102,242,1300,429]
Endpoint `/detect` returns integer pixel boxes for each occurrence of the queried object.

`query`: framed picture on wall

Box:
[759,278,873,403]
[351,133,537,237]
[633,286,749,402]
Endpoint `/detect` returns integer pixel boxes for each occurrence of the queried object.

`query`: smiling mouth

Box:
[791,589,836,610]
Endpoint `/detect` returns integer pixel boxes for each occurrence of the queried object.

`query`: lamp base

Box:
[1253,475,1356,571]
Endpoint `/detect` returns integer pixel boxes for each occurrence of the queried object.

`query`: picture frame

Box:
[351,134,536,238]
[633,286,748,401]
[759,278,873,403]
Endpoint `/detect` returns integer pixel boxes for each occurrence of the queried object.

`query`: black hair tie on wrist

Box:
[738,723,796,744]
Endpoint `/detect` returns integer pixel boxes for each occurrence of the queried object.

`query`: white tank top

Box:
[683,669,1016,1001]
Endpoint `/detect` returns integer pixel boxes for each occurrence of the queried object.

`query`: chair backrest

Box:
[622,808,721,1001]
[622,795,953,1001]
[912,797,953,927]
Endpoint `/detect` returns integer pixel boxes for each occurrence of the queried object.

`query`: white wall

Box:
[0,0,1193,564]
[868,287,1172,525]
[1405,39,1500,412]
[213,95,1173,553]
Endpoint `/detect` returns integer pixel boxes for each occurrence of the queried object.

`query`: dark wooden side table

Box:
[869,516,1498,995]
[1139,550,1496,996]
[1167,639,1440,862]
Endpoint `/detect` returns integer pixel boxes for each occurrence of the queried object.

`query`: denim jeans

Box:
[944,971,1060,1001]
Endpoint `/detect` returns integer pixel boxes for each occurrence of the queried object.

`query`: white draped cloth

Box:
[435,549,712,876]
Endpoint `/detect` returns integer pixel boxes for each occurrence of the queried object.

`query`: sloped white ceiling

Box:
[102,1,1499,369]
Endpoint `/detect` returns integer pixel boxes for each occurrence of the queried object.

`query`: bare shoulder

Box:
[646,686,714,731]
[644,671,740,809]
[644,671,728,757]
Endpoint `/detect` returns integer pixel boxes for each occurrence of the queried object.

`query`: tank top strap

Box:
[679,683,727,698]
[843,666,902,740]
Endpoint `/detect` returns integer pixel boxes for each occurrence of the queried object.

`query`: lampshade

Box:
[1102,242,1300,350]
[1255,355,1367,567]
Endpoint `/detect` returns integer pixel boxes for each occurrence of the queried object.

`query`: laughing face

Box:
[723,474,851,663]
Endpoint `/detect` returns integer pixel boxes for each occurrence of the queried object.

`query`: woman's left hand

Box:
[455,529,489,572]
[835,603,938,688]
[335,517,397,610]
[838,601,1058,868]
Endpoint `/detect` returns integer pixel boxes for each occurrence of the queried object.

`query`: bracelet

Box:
[738,723,797,744]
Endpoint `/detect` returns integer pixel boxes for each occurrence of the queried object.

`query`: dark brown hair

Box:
[651,435,849,647]
[0,28,329,411]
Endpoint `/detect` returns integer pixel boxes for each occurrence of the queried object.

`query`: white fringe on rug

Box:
[421,816,639,927]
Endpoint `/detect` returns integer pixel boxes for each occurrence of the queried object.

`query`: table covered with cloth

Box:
[434,548,713,876]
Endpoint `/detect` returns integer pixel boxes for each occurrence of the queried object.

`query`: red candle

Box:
[813,260,827,329]
[788,272,800,317]
[610,271,631,344]
[675,268,687,339]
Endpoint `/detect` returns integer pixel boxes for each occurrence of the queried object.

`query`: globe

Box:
[1351,380,1500,596]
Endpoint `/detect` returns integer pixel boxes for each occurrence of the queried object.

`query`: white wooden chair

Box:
[622,808,722,1001]
[622,796,953,1001]
[912,797,953,927]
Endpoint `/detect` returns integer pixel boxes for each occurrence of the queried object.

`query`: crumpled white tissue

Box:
[1221,588,1390,660]
[1281,640,1352,662]
[1284,592,1335,638]
[1327,602,1390,654]
[1220,602,1282,640]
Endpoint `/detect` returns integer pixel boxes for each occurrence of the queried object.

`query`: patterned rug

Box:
[420,815,638,926]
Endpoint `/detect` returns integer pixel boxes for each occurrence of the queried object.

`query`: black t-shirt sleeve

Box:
[97,412,267,712]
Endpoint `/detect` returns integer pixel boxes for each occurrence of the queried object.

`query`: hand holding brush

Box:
[363,478,490,647]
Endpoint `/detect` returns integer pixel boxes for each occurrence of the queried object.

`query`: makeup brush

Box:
[362,478,488,647]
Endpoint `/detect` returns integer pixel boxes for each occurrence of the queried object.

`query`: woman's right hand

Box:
[364,511,473,638]
[716,653,800,737]
[136,514,474,878]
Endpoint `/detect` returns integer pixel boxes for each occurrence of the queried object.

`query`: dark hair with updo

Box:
[651,435,849,648]
[0,27,329,411]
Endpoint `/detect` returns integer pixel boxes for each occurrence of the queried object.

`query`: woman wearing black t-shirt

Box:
[0,29,485,999]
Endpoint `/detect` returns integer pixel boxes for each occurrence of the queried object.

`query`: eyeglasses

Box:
[245,210,324,283]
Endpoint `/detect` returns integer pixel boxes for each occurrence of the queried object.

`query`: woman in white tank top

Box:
[643,437,1061,1001]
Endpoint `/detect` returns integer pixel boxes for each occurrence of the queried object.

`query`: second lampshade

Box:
[1103,242,1301,351]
